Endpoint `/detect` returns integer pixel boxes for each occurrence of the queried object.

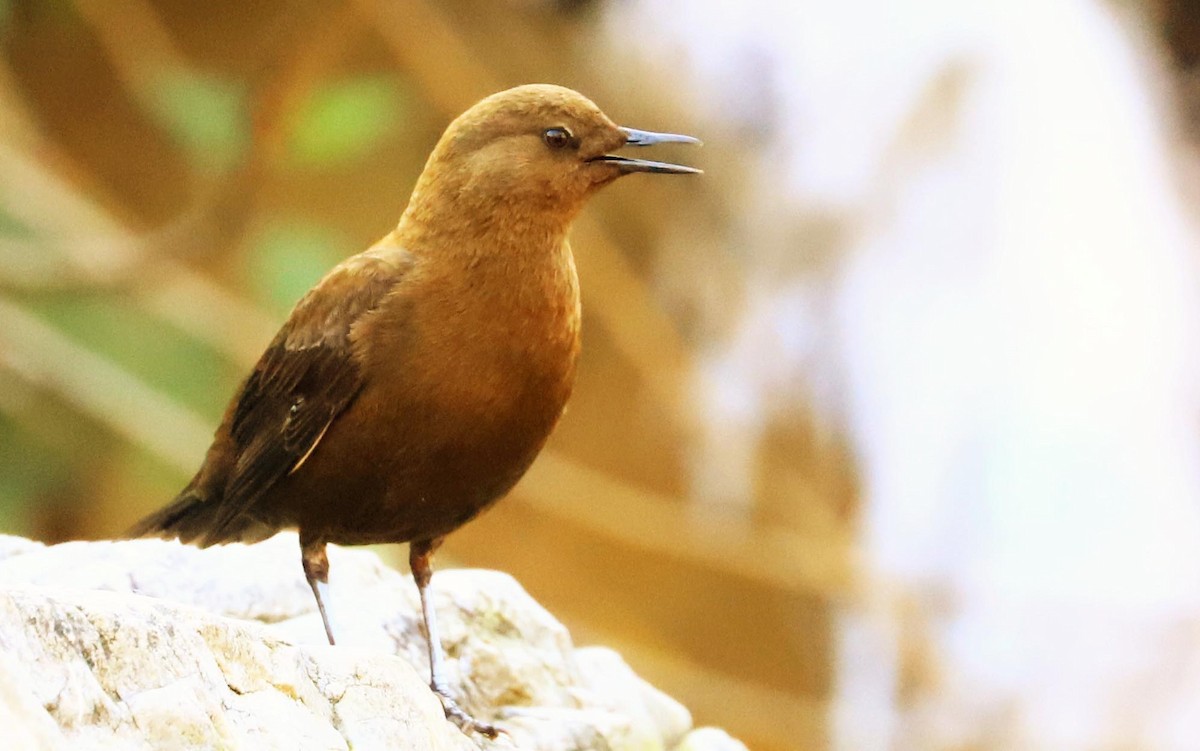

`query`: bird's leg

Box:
[410,538,499,738]
[301,536,337,646]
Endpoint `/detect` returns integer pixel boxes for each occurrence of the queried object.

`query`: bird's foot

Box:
[432,685,501,739]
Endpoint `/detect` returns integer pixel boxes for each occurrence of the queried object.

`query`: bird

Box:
[128,83,700,735]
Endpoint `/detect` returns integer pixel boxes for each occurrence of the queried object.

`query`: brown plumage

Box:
[129,83,699,735]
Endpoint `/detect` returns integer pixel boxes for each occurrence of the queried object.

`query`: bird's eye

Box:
[542,127,573,150]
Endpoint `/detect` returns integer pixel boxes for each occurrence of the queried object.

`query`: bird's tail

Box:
[126,485,274,547]
[126,485,219,545]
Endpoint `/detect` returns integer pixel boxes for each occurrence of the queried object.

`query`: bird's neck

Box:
[391,178,582,325]
[396,165,585,266]
[398,209,568,265]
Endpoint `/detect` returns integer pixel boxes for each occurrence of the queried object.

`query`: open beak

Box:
[590,127,703,175]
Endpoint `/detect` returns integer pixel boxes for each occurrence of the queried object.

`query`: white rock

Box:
[0,533,739,750]
[0,650,70,751]
[676,727,751,751]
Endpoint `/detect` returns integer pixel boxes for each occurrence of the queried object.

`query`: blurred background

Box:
[4,0,1200,749]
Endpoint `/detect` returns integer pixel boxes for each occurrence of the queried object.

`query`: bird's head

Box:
[402,84,700,236]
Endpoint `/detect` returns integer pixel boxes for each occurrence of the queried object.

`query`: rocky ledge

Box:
[0,533,745,751]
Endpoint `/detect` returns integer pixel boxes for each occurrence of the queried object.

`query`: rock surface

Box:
[0,534,746,751]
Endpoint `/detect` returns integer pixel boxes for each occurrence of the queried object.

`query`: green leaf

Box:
[286,76,406,168]
[146,71,249,173]
[0,206,34,240]
[242,221,348,314]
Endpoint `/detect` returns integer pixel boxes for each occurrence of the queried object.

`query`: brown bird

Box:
[129,84,699,735]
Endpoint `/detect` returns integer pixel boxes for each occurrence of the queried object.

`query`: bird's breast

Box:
[423,253,579,415]
[360,244,580,456]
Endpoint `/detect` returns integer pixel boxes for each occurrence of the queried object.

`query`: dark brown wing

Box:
[200,249,410,542]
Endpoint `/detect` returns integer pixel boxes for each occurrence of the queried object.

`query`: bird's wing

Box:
[204,250,410,541]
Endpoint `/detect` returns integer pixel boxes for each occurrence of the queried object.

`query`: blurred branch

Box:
[67,0,257,264]
[515,452,851,597]
[349,0,497,114]
[0,62,43,153]
[69,0,186,91]
[251,1,366,166]
[0,136,277,364]
[0,295,210,476]
[0,51,275,359]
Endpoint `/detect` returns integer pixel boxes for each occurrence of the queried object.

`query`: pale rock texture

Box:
[0,534,743,751]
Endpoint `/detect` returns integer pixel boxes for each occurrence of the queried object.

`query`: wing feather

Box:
[201,250,410,542]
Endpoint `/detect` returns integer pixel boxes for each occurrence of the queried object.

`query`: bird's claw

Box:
[433,686,501,739]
